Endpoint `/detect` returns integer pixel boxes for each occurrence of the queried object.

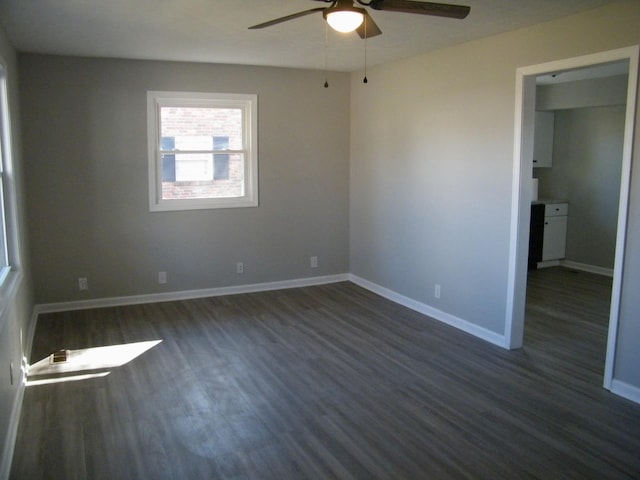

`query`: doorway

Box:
[505,46,639,391]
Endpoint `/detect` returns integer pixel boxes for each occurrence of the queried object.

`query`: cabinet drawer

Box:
[544,203,568,217]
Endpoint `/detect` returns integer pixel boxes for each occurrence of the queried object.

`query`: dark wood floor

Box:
[10,268,640,479]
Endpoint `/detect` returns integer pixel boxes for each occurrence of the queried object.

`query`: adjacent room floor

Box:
[10,268,640,479]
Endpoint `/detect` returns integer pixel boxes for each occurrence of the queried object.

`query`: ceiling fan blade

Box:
[249,7,327,29]
[369,0,470,19]
[356,11,382,39]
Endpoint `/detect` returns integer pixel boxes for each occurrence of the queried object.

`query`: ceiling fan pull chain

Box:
[363,15,368,84]
[324,21,330,88]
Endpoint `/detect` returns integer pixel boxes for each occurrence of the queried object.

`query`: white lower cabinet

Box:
[542,203,568,261]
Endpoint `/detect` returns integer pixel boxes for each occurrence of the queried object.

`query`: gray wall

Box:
[19,55,351,304]
[0,24,34,479]
[536,106,625,269]
[350,2,640,389]
[537,74,628,111]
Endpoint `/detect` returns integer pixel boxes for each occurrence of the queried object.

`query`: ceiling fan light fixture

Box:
[324,7,365,33]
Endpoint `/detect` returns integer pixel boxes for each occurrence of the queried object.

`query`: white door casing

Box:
[505,46,639,391]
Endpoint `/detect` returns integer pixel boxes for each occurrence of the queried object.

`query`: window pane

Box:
[161,137,175,182]
[160,107,243,149]
[175,152,213,181]
[213,136,230,180]
[159,107,244,198]
[214,153,230,180]
[162,153,244,200]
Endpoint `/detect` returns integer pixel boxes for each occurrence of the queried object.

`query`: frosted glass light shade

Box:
[326,10,364,33]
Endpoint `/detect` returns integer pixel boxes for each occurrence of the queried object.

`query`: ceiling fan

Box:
[249,0,471,39]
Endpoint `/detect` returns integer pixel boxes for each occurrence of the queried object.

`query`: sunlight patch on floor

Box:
[26,340,162,386]
[26,371,111,386]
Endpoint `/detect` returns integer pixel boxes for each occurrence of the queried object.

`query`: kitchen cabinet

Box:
[533,111,554,168]
[542,203,568,261]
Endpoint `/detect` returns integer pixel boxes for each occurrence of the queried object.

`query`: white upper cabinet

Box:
[533,111,555,168]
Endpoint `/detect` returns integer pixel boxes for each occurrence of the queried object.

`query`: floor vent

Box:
[50,350,70,364]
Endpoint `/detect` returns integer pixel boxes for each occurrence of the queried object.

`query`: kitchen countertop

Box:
[532,198,568,205]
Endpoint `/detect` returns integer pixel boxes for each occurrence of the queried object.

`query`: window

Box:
[147,91,258,211]
[0,61,18,291]
[0,150,7,285]
[0,137,8,285]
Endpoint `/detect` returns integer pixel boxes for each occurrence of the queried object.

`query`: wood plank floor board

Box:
[279,430,354,480]
[10,270,640,479]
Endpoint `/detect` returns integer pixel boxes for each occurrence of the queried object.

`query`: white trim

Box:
[0,59,24,325]
[610,380,640,405]
[536,260,560,269]
[559,260,614,277]
[24,306,38,364]
[0,295,33,480]
[0,269,21,325]
[146,90,258,212]
[349,274,507,348]
[506,46,639,391]
[34,272,507,348]
[604,46,639,390]
[0,380,24,480]
[505,72,536,349]
[35,274,350,314]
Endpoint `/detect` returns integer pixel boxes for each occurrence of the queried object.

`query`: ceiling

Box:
[0,0,623,72]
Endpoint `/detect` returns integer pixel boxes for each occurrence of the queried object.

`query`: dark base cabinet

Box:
[529,203,545,270]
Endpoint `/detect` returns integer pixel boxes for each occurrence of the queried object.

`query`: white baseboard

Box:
[560,260,614,277]
[536,260,560,269]
[348,274,507,348]
[35,272,507,350]
[611,379,640,405]
[536,260,614,277]
[1,307,45,480]
[35,273,351,315]
[0,380,25,480]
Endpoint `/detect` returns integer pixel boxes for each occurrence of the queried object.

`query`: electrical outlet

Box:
[434,284,441,299]
[78,277,88,291]
[310,256,318,268]
[158,271,167,284]
[236,262,244,274]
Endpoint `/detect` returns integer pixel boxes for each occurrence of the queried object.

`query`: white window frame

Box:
[0,136,8,287]
[0,149,8,287]
[147,91,258,212]
[0,58,22,317]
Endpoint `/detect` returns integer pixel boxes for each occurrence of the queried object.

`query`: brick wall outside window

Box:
[160,107,244,199]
